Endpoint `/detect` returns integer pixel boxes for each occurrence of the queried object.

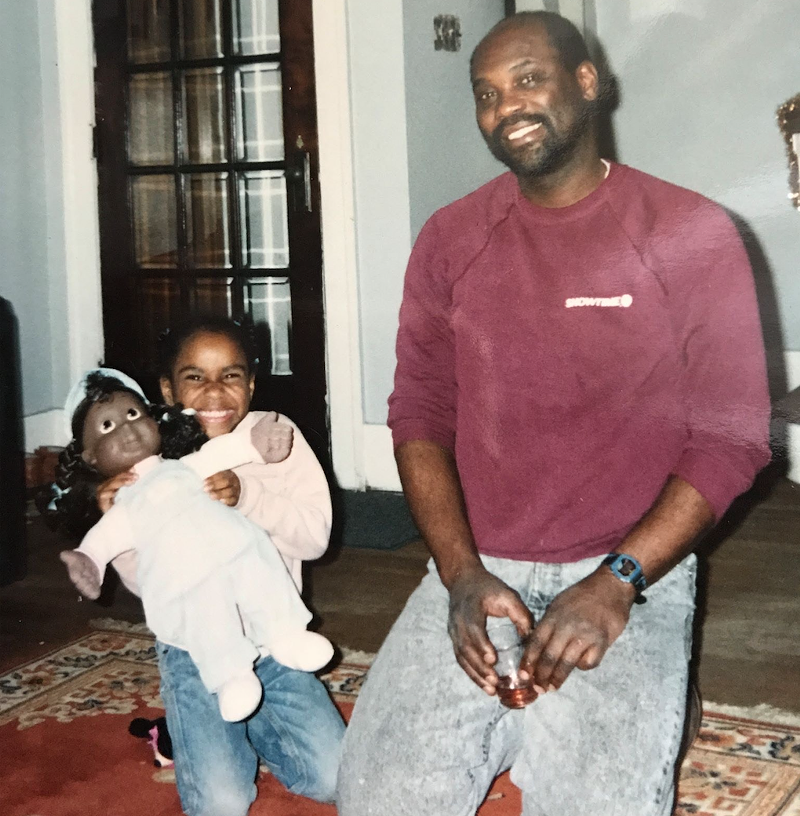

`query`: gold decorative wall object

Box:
[777,93,800,211]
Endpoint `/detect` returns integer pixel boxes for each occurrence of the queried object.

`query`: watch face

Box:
[618,558,636,577]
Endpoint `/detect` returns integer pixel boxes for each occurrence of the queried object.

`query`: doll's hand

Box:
[251,411,294,464]
[97,470,137,513]
[60,550,102,600]
[204,470,241,506]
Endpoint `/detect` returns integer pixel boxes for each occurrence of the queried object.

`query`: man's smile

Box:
[506,121,543,142]
[494,115,552,151]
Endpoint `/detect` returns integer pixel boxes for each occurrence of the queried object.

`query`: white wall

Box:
[0,0,102,451]
[403,0,507,240]
[345,0,413,429]
[595,0,800,361]
[0,0,67,421]
[347,0,506,428]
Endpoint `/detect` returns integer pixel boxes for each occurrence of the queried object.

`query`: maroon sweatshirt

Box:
[388,163,771,563]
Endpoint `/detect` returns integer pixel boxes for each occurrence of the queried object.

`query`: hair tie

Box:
[46,482,69,511]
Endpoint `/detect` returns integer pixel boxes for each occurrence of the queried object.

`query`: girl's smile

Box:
[160,330,255,438]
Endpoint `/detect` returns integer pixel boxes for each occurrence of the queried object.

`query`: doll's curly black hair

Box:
[39,371,208,539]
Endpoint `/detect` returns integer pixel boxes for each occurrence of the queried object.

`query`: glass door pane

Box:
[238,171,289,268]
[127,0,171,63]
[129,72,174,165]
[190,277,234,316]
[235,65,284,161]
[186,173,231,268]
[183,68,227,164]
[233,0,280,55]
[245,277,292,375]
[180,0,224,59]
[131,175,178,267]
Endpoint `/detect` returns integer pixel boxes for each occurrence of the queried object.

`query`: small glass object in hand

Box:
[488,621,538,709]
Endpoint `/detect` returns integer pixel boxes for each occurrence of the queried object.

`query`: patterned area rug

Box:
[3,619,800,816]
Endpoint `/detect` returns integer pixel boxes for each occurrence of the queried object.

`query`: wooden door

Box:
[93,0,328,457]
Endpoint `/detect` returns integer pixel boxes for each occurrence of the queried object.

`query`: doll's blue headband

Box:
[63,367,149,439]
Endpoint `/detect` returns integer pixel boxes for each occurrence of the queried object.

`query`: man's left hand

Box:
[520,568,636,692]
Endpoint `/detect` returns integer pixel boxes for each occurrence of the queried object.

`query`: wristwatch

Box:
[601,553,648,599]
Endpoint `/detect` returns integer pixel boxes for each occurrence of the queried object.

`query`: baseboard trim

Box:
[362,424,401,492]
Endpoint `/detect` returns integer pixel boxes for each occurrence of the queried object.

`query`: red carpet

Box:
[3,620,799,816]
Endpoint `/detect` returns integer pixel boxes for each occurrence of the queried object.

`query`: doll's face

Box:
[81,392,161,477]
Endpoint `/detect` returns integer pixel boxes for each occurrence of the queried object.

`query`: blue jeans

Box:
[338,553,696,816]
[157,642,345,816]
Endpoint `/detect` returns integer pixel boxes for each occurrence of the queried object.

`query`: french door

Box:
[93,0,328,457]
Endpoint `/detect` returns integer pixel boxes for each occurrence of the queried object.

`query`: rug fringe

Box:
[705,700,800,727]
[337,647,376,665]
[90,617,153,636]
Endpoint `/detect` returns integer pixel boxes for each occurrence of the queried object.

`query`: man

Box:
[337,11,770,816]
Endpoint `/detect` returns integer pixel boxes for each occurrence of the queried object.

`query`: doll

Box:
[57,369,333,722]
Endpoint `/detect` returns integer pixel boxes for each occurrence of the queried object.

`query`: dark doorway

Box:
[93,0,328,457]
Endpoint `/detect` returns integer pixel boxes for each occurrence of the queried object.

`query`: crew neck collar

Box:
[511,161,621,223]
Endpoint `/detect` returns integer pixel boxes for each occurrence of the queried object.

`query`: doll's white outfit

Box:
[74,428,332,719]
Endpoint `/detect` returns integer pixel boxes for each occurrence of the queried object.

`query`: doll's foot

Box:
[270,631,334,673]
[60,550,102,600]
[217,671,262,722]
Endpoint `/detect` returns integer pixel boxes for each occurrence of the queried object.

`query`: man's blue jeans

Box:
[338,553,696,816]
[157,642,345,816]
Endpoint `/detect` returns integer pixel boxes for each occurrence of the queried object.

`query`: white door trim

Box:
[313,0,366,490]
[55,0,104,390]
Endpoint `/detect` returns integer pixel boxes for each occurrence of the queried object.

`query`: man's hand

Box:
[204,470,241,506]
[60,550,102,599]
[251,411,294,464]
[520,568,636,693]
[448,565,534,695]
[96,471,137,513]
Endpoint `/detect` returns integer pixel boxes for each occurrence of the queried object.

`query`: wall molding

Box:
[362,424,401,492]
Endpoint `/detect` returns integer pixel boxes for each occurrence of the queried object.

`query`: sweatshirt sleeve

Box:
[233,414,332,562]
[76,507,136,584]
[661,202,771,519]
[181,433,262,479]
[388,216,458,450]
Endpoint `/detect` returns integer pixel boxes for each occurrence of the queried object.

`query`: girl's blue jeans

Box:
[157,642,345,816]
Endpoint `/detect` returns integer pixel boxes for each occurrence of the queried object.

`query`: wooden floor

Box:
[2,476,799,711]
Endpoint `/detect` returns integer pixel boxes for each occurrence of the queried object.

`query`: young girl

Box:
[94,317,344,815]
[58,369,334,723]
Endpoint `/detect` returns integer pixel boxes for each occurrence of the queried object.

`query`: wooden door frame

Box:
[50,0,370,488]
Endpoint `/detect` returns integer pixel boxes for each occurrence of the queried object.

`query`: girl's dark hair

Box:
[157,315,259,382]
[39,371,208,539]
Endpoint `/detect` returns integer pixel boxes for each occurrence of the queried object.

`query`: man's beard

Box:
[484,99,597,179]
